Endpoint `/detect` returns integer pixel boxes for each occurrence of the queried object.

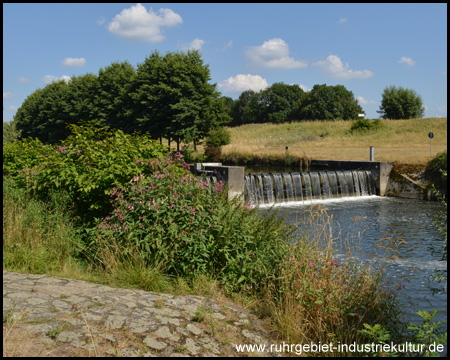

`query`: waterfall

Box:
[263,174,275,204]
[310,172,322,199]
[336,171,349,197]
[283,173,295,201]
[319,171,332,198]
[301,172,313,200]
[327,171,339,197]
[292,172,303,201]
[245,170,377,205]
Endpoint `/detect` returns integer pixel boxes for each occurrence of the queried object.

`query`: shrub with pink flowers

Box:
[90,153,295,292]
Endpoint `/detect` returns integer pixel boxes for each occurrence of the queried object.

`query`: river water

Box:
[257,196,447,337]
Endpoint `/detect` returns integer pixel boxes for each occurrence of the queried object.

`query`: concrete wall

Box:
[190,163,245,201]
[192,160,395,199]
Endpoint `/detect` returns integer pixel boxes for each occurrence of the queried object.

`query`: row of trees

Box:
[13,49,425,146]
[14,50,230,148]
[224,83,364,126]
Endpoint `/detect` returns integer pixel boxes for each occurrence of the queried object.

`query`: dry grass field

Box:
[220,117,447,165]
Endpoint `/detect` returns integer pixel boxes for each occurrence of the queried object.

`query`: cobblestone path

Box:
[3,270,278,357]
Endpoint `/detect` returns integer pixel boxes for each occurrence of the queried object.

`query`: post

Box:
[370,146,375,161]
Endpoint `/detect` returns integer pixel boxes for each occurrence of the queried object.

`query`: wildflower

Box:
[289,257,296,262]
[308,260,313,268]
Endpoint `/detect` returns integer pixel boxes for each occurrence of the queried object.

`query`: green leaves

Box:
[378,86,425,119]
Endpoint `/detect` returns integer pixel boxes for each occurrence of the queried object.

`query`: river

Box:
[257,196,447,346]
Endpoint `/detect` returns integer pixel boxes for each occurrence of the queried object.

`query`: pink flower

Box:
[308,260,313,268]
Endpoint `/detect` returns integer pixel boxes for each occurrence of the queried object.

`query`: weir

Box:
[190,160,393,204]
[244,170,377,205]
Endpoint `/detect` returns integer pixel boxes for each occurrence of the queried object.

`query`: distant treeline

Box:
[14,50,370,145]
[222,83,363,126]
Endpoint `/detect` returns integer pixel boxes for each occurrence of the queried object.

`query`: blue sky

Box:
[3,3,447,122]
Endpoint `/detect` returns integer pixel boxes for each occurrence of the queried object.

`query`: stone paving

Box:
[3,270,278,357]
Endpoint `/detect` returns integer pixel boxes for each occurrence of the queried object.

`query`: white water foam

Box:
[254,195,381,209]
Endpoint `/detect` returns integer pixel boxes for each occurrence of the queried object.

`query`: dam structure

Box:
[244,170,376,206]
[190,160,393,205]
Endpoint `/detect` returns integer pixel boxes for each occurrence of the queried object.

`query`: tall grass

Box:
[3,178,86,277]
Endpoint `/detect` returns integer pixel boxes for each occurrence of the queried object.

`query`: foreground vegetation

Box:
[3,124,447,356]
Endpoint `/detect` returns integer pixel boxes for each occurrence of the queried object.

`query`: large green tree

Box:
[66,73,99,124]
[377,85,425,119]
[259,82,304,123]
[96,61,136,131]
[14,80,73,144]
[230,90,262,126]
[129,50,230,150]
[293,84,362,120]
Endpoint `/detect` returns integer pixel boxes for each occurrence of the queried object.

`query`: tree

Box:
[3,120,21,143]
[14,80,73,144]
[95,61,136,132]
[129,50,230,151]
[259,82,304,123]
[293,84,363,120]
[66,73,99,124]
[378,85,425,119]
[230,90,262,126]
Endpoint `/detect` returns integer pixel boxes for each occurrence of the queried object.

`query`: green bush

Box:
[90,153,295,292]
[349,119,384,134]
[5,123,168,223]
[204,127,231,161]
[3,138,53,176]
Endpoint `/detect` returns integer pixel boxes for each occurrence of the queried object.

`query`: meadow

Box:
[186,117,447,165]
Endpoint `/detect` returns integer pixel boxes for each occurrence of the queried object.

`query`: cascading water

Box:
[245,170,377,205]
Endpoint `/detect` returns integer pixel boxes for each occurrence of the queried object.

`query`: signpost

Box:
[428,129,434,156]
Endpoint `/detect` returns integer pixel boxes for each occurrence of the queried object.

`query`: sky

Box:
[3,3,447,122]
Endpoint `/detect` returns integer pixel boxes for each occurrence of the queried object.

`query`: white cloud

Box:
[246,38,307,69]
[219,40,233,52]
[298,84,311,92]
[181,38,205,51]
[218,74,268,93]
[17,76,32,83]
[42,75,71,84]
[313,55,374,79]
[357,96,376,105]
[62,57,86,67]
[108,3,182,42]
[398,56,416,66]
[337,17,348,24]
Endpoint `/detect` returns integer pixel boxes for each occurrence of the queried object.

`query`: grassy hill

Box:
[219,117,447,165]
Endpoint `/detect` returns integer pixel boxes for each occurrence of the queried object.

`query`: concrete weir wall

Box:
[310,160,394,196]
[191,160,393,199]
[190,163,245,201]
